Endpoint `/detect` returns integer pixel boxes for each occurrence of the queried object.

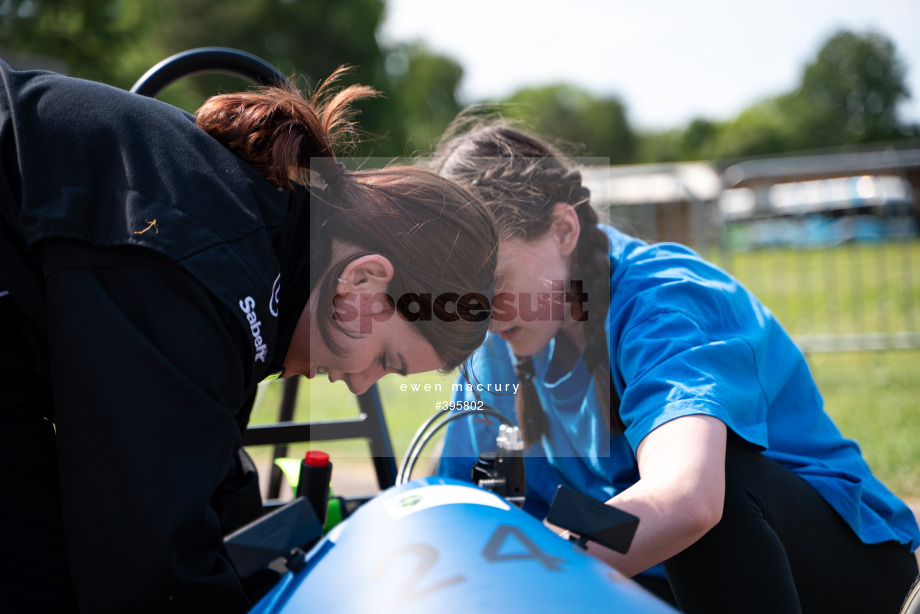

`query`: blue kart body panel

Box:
[250,477,675,613]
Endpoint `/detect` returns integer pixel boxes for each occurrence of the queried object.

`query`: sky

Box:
[378,0,920,132]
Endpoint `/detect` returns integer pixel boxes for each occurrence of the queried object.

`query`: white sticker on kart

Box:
[384,485,511,520]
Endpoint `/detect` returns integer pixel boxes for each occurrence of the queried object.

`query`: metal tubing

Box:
[130,47,287,97]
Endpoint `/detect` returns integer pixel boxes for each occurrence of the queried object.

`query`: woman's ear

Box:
[336,254,395,293]
[551,202,581,258]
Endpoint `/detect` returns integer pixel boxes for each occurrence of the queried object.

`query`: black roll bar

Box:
[130,46,288,97]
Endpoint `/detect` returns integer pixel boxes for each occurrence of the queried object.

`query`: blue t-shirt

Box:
[438,225,920,573]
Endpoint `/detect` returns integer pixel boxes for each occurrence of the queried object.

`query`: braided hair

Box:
[427,120,622,448]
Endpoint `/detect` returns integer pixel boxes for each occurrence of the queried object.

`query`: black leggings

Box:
[644,434,918,613]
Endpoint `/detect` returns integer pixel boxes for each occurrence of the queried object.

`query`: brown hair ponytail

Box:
[195,67,376,189]
[428,121,621,448]
[574,198,624,435]
[512,355,549,446]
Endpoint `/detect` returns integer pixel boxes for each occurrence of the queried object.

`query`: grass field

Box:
[246,240,920,499]
[722,240,920,498]
[714,240,920,337]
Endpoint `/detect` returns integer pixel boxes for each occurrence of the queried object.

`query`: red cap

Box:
[304,450,330,467]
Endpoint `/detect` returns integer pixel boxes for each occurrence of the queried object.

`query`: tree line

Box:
[1,0,916,164]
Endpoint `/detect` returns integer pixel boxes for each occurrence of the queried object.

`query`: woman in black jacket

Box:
[0,62,496,612]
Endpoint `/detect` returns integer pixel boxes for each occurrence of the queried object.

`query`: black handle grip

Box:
[546,485,639,554]
[130,47,288,97]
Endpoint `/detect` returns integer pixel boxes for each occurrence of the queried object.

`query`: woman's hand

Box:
[583,414,727,577]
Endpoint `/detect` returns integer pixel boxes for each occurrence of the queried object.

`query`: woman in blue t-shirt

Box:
[428,122,919,613]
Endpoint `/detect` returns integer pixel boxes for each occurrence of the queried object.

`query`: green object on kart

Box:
[273,457,343,532]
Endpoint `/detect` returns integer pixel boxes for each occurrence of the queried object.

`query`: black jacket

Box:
[0,60,320,612]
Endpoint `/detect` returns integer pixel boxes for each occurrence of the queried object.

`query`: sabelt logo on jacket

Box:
[269,274,281,317]
[239,296,268,362]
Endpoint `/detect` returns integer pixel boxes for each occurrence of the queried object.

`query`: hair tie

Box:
[317,160,346,185]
